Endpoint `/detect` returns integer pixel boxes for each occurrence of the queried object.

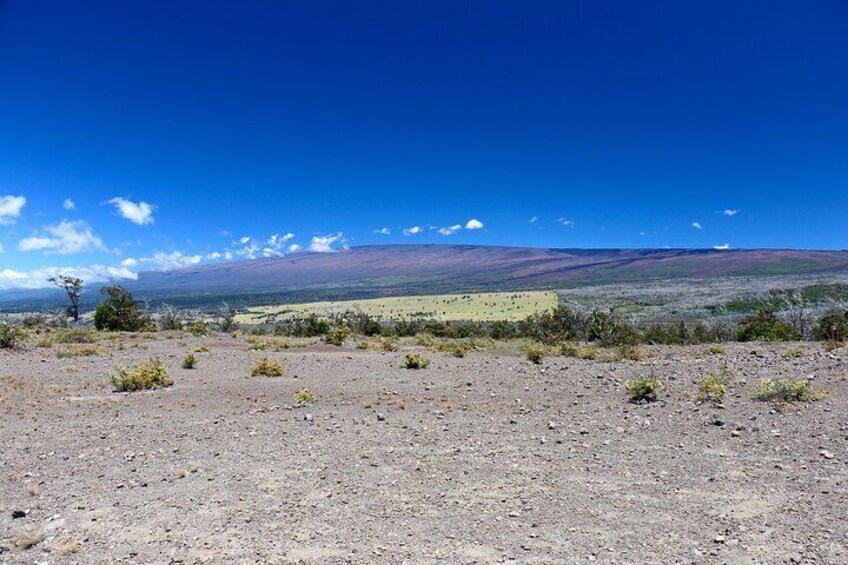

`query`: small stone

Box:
[376,413,386,422]
[820,450,835,459]
[714,535,725,544]
[11,510,26,519]
[304,413,313,422]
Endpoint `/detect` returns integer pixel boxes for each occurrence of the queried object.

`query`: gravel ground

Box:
[1,335,846,564]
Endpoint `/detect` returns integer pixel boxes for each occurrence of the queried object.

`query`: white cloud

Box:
[239,236,251,244]
[465,219,484,230]
[309,233,345,253]
[0,195,26,225]
[437,224,462,236]
[18,220,109,255]
[691,221,702,230]
[403,226,423,236]
[263,232,295,257]
[557,218,575,228]
[528,216,538,224]
[713,243,731,250]
[374,227,391,235]
[722,209,740,217]
[0,264,137,290]
[107,197,155,225]
[288,243,301,253]
[63,198,75,211]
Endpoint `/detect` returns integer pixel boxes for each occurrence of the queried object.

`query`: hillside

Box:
[3,245,848,311]
[127,245,848,300]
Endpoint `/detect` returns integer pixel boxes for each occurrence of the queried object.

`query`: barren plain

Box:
[1,334,846,564]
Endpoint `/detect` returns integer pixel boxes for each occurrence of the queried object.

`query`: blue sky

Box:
[1,1,846,289]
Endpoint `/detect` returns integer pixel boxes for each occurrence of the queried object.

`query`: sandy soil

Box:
[1,335,846,564]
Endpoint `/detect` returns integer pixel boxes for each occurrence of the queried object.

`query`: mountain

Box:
[128,245,848,301]
[4,245,848,311]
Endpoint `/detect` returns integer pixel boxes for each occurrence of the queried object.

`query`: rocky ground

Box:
[1,334,846,564]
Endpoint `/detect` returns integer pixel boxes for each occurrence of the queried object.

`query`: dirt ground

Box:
[1,334,846,564]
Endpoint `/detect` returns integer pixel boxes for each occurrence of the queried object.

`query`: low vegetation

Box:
[111,359,172,392]
[251,357,284,377]
[294,389,317,406]
[524,344,548,364]
[751,378,825,403]
[56,345,101,358]
[403,353,430,369]
[0,322,28,349]
[182,353,197,369]
[695,370,733,402]
[324,325,351,346]
[625,374,665,403]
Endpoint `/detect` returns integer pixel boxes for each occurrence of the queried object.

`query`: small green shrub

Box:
[560,342,598,360]
[434,339,475,357]
[111,359,171,392]
[0,322,28,349]
[184,321,209,336]
[294,389,317,406]
[695,371,732,402]
[53,328,99,344]
[625,374,665,403]
[94,286,153,332]
[182,353,196,369]
[56,345,101,358]
[251,357,284,377]
[381,338,399,352]
[324,325,351,346]
[617,345,644,361]
[403,353,430,369]
[736,306,800,342]
[703,345,726,356]
[751,379,825,403]
[193,345,210,353]
[524,344,547,364]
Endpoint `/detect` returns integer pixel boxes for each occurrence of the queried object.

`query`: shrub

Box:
[94,286,152,332]
[588,310,638,346]
[324,325,351,346]
[159,305,183,331]
[751,379,825,403]
[560,342,597,360]
[182,353,196,369]
[111,359,171,392]
[524,344,547,364]
[381,338,399,352]
[251,357,284,377]
[294,389,317,406]
[403,353,430,369]
[56,345,100,358]
[625,374,665,403]
[695,371,732,402]
[617,345,644,361]
[193,345,210,353]
[53,328,99,344]
[184,321,209,336]
[704,345,726,356]
[0,322,28,349]
[218,302,238,332]
[736,306,799,342]
[434,339,475,358]
[813,310,848,342]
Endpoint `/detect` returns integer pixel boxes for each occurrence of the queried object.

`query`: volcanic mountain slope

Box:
[128,245,848,298]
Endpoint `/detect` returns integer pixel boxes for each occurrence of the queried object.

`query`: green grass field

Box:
[236,291,558,323]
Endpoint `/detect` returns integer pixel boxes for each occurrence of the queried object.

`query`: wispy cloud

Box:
[62,198,75,211]
[374,227,391,235]
[0,264,137,291]
[437,224,461,236]
[528,215,538,224]
[0,195,26,225]
[713,243,731,250]
[691,221,702,230]
[465,218,484,230]
[309,233,345,252]
[557,217,574,228]
[107,197,156,225]
[403,226,423,236]
[18,220,110,255]
[722,209,740,217]
[121,251,203,271]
